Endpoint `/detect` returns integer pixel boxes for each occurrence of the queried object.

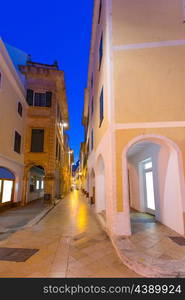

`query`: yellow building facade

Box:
[19,60,70,205]
[83,0,185,237]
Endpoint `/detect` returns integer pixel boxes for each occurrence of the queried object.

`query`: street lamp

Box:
[60,122,68,137]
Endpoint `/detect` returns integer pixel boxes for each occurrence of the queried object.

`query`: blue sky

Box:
[0,0,94,162]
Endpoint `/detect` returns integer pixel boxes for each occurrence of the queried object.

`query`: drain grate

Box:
[0,247,39,262]
[169,236,185,246]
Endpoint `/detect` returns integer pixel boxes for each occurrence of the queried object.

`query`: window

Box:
[31,129,44,152]
[98,0,102,24]
[0,167,15,204]
[99,34,103,69]
[26,90,52,107]
[91,129,94,151]
[14,131,21,154]
[56,138,61,161]
[91,73,93,89]
[0,71,2,89]
[91,97,94,116]
[56,138,58,158]
[59,144,61,161]
[36,180,40,190]
[18,102,23,117]
[99,88,104,127]
[41,180,44,189]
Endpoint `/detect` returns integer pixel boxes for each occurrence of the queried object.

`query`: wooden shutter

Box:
[26,89,34,106]
[99,88,104,127]
[46,92,52,107]
[14,131,21,153]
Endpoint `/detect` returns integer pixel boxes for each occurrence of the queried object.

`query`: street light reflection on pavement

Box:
[69,190,88,232]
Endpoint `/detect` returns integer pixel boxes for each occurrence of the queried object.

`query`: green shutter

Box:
[26,89,33,106]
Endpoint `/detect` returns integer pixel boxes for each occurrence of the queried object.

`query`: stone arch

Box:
[122,134,185,235]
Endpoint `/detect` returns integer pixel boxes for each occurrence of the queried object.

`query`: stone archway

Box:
[22,163,54,205]
[122,134,185,236]
[27,165,45,203]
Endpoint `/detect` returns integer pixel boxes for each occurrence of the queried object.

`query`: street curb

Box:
[92,208,185,278]
[22,198,62,229]
[0,199,62,234]
[21,206,54,229]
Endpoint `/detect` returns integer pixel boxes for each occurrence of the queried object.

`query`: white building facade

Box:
[0,38,28,208]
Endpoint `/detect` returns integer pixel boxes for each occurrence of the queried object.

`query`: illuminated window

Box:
[36,180,40,190]
[41,180,44,189]
[0,168,15,204]
[144,161,152,170]
[2,181,13,203]
[91,129,94,150]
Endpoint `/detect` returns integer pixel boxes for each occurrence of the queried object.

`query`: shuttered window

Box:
[31,129,44,152]
[26,89,34,105]
[91,129,94,151]
[98,0,102,24]
[14,131,21,154]
[26,90,52,107]
[18,102,23,117]
[46,92,52,107]
[99,88,104,127]
[0,71,2,89]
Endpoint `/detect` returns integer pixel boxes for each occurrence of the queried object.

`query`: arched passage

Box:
[27,165,45,202]
[0,167,15,205]
[123,134,185,235]
[96,155,106,213]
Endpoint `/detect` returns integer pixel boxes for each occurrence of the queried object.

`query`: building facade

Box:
[0,38,28,209]
[83,0,185,237]
[19,59,70,204]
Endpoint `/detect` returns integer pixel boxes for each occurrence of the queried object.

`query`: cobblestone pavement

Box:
[0,191,141,278]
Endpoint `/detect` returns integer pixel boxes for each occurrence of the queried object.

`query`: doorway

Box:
[141,158,155,215]
[125,135,184,235]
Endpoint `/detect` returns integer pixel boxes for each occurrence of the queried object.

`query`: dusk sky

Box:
[0,0,94,162]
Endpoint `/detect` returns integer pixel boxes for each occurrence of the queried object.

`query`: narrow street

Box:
[0,191,141,278]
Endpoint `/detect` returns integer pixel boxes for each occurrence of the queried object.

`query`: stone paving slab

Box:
[0,192,141,278]
[95,211,185,278]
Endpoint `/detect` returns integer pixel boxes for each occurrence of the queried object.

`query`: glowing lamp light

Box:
[62,122,68,128]
[59,122,68,128]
